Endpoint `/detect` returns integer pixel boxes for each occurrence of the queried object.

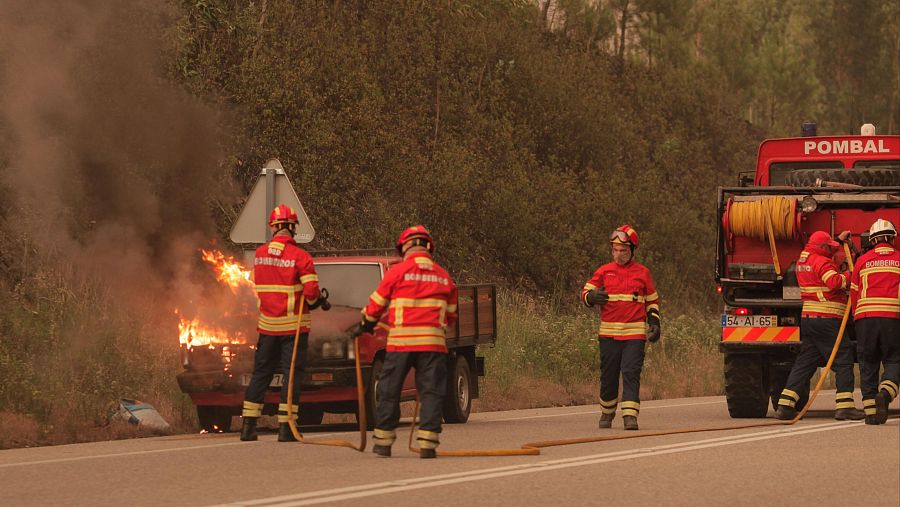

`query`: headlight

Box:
[800,196,818,213]
[320,340,346,360]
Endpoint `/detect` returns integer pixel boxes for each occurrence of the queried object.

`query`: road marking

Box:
[218,419,892,507]
[485,399,723,423]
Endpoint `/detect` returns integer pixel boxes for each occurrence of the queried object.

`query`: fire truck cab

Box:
[716,124,899,418]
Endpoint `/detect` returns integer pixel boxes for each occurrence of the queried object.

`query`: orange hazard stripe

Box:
[722,327,799,342]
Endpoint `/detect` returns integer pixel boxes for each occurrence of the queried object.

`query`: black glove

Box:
[351,319,377,337]
[647,313,661,343]
[308,298,322,310]
[586,288,609,307]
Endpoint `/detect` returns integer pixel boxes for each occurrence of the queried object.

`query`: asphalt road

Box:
[1,392,897,507]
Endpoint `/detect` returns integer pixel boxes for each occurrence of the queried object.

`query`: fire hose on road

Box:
[284,244,887,458]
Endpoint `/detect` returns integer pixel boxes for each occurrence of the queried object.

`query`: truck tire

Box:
[443,354,472,424]
[197,406,233,432]
[724,354,769,418]
[786,168,900,187]
[359,357,383,431]
[298,405,324,426]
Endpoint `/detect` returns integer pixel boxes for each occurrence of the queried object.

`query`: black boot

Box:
[865,414,880,425]
[372,445,392,457]
[240,417,258,441]
[834,408,865,421]
[623,415,639,430]
[774,405,797,421]
[875,389,891,425]
[598,412,614,429]
[419,448,437,459]
[278,422,297,442]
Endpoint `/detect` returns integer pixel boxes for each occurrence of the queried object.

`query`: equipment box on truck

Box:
[716,124,899,417]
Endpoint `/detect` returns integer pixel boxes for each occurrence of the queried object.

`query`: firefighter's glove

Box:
[308,298,322,310]
[351,319,377,337]
[647,314,661,343]
[586,288,609,307]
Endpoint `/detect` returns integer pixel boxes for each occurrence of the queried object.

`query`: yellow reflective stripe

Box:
[646,304,660,312]
[299,274,318,283]
[781,389,799,401]
[645,292,659,302]
[801,301,847,315]
[834,392,853,400]
[850,283,859,291]
[390,298,448,308]
[835,401,857,409]
[857,297,900,304]
[854,306,900,315]
[800,287,829,292]
[599,398,617,408]
[880,381,898,398]
[255,284,302,292]
[446,304,458,313]
[620,401,640,410]
[243,401,263,409]
[369,291,387,306]
[388,326,445,336]
[387,335,446,347]
[417,430,439,441]
[584,282,598,291]
[822,270,838,282]
[599,321,646,330]
[259,314,310,324]
[859,266,900,276]
[607,294,646,303]
[269,242,285,250]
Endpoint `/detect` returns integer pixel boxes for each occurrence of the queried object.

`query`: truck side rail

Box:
[447,284,497,348]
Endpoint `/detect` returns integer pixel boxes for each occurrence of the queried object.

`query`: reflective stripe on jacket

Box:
[851,245,900,320]
[254,235,320,335]
[797,247,848,319]
[362,252,458,353]
[581,260,658,340]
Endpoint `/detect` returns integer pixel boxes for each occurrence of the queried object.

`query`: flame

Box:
[200,249,252,291]
[178,313,248,348]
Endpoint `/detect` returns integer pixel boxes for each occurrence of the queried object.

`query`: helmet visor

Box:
[609,230,631,244]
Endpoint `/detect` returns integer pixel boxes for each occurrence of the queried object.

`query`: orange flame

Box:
[177,312,248,349]
[200,249,252,291]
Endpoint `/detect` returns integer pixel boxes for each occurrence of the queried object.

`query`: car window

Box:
[314,263,382,308]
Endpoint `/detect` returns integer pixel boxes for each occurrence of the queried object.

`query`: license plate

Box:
[721,314,777,327]
[239,373,284,387]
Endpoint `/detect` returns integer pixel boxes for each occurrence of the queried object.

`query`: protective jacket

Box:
[362,252,458,353]
[797,245,849,318]
[851,244,900,320]
[581,260,659,340]
[254,235,320,335]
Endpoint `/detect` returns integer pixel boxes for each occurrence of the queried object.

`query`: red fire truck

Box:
[177,249,496,431]
[716,124,899,418]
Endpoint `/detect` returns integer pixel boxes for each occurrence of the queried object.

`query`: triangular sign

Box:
[229,159,315,244]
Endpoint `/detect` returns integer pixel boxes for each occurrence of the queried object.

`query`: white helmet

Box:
[869,219,897,244]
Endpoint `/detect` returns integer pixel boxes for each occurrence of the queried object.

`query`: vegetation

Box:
[0,0,897,447]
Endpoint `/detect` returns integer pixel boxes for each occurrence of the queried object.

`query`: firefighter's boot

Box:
[598,412,614,429]
[240,417,258,441]
[278,423,297,442]
[623,415,638,430]
[774,405,797,421]
[865,414,880,425]
[874,389,892,425]
[372,445,392,457]
[419,448,437,459]
[834,408,865,421]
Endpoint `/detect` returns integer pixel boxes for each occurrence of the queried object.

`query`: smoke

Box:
[0,1,233,322]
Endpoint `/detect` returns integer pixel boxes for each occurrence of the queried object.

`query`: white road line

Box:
[219,419,892,507]
[484,399,723,422]
[0,441,250,469]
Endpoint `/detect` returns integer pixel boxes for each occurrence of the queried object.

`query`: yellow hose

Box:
[727,196,796,276]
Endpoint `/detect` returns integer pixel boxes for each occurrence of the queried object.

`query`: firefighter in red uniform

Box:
[775,230,864,421]
[851,219,900,425]
[355,226,458,459]
[240,204,321,442]
[581,225,660,431]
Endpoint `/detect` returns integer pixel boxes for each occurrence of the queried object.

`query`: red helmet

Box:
[807,230,839,249]
[610,225,639,248]
[396,225,434,254]
[268,204,299,227]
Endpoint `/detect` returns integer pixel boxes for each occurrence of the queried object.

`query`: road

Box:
[1,392,897,507]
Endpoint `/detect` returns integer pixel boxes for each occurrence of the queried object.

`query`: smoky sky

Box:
[0,0,233,307]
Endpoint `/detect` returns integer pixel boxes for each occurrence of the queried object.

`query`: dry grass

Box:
[474,291,723,412]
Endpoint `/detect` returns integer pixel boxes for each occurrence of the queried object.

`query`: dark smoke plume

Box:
[0,0,232,312]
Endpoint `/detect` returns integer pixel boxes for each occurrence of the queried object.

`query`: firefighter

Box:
[354,226,458,459]
[775,230,864,421]
[581,225,660,431]
[240,204,321,442]
[851,219,900,425]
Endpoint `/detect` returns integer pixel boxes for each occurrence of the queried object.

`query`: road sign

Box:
[229,159,315,244]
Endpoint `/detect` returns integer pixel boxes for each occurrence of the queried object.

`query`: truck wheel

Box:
[724,354,769,418]
[786,168,900,187]
[359,357,382,431]
[443,355,472,424]
[197,406,233,432]
[298,405,324,426]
